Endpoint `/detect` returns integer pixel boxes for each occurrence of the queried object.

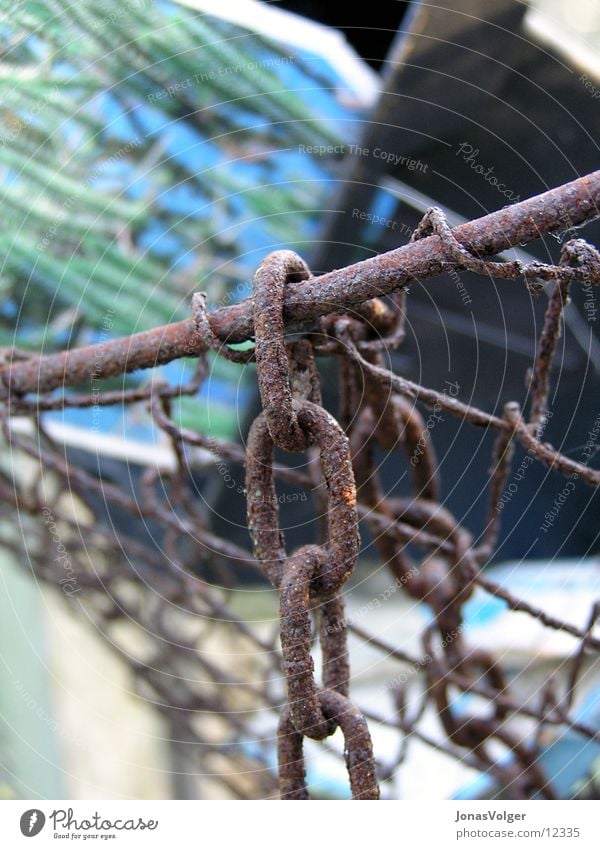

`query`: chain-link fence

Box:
[1,174,600,799]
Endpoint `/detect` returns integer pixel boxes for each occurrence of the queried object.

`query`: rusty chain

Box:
[246,250,379,798]
[245,209,600,798]
[0,185,600,798]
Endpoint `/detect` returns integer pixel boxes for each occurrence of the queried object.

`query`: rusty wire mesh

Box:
[1,178,600,799]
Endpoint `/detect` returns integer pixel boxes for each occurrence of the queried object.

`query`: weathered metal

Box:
[1,184,600,799]
[2,171,599,399]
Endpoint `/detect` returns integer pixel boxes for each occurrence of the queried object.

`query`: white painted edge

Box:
[7,417,216,472]
[174,0,380,105]
[524,7,600,83]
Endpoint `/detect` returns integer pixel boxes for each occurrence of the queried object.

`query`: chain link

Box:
[246,250,380,799]
[2,198,600,798]
[245,224,600,798]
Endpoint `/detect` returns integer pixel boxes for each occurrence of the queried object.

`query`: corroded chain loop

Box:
[7,179,600,800]
[277,710,308,799]
[278,690,380,800]
[275,540,379,795]
[246,397,366,754]
[318,592,349,696]
[252,250,313,451]
[279,547,337,740]
[298,207,600,796]
[247,250,378,798]
[246,399,360,599]
[351,398,439,502]
[421,630,556,799]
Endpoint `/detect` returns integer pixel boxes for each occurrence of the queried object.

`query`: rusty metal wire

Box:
[1,178,600,799]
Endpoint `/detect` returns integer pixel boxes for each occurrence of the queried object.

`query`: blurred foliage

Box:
[0,0,346,349]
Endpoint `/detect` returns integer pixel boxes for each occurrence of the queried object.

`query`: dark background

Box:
[245,0,600,564]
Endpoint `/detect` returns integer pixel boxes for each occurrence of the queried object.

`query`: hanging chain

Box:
[243,219,600,798]
[245,250,380,799]
[3,188,600,799]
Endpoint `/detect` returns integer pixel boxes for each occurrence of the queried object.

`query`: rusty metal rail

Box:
[1,174,600,798]
[1,171,599,399]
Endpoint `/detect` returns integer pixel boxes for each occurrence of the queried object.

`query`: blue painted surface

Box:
[31,8,365,439]
[455,559,600,799]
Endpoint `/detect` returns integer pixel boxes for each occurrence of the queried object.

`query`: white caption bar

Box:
[0,800,598,847]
